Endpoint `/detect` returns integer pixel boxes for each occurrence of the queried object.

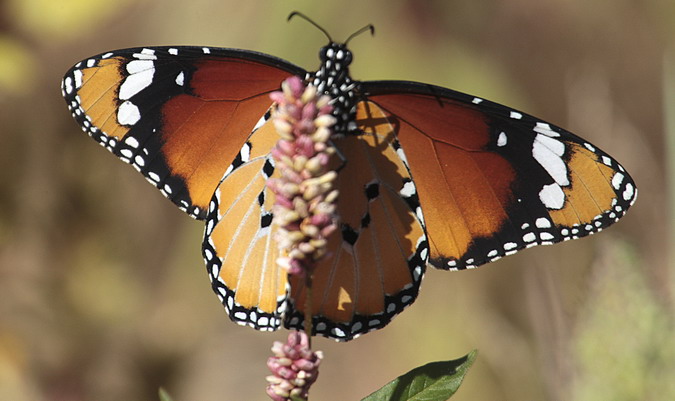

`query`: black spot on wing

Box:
[261,212,273,228]
[365,181,380,200]
[263,158,275,178]
[341,224,358,246]
[361,212,371,228]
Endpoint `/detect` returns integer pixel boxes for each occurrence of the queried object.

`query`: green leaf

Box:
[361,350,477,401]
[158,387,174,401]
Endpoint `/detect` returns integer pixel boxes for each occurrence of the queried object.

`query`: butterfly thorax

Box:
[308,43,359,136]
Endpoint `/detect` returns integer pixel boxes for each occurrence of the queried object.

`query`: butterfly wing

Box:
[63,44,637,341]
[360,80,637,270]
[203,100,427,340]
[62,46,426,341]
[62,46,306,219]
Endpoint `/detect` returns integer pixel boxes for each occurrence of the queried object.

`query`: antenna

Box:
[288,11,333,42]
[345,24,375,45]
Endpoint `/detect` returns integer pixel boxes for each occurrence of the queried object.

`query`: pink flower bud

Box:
[302,102,318,121]
[266,331,322,401]
[286,76,304,98]
[268,77,339,281]
[278,139,296,155]
[269,92,286,104]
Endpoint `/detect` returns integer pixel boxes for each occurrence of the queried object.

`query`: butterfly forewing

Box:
[62,46,304,219]
[362,81,637,270]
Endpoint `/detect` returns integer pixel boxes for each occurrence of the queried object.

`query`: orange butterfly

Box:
[62,20,636,341]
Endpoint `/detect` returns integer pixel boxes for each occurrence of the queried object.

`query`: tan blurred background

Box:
[1,0,673,400]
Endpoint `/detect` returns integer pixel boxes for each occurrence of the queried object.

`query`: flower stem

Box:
[304,273,313,347]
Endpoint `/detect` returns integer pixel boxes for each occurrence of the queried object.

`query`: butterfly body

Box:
[62,39,636,341]
[308,43,358,135]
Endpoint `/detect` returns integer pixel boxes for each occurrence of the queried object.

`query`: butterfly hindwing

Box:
[285,100,428,340]
[62,46,305,219]
[362,81,637,270]
[203,100,427,341]
[203,112,288,332]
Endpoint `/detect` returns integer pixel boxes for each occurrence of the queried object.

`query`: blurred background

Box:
[0,0,673,400]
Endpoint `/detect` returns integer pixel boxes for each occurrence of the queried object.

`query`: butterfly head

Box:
[318,43,353,68]
[288,13,373,135]
[311,43,357,136]
[313,42,354,92]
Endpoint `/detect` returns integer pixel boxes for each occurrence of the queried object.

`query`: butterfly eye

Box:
[342,50,353,65]
[319,46,328,61]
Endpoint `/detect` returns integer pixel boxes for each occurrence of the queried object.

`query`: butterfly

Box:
[61,13,636,341]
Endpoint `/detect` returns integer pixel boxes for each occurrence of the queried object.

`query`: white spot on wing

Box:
[124,136,139,148]
[623,183,635,201]
[533,134,569,186]
[73,69,83,89]
[535,217,552,228]
[63,77,73,94]
[415,207,425,226]
[119,66,154,100]
[539,183,565,210]
[133,48,157,60]
[400,181,416,197]
[252,114,268,131]
[533,122,560,137]
[497,132,507,147]
[117,101,141,125]
[540,232,554,240]
[504,242,518,251]
[126,59,154,74]
[523,232,536,243]
[234,311,247,321]
[240,143,251,162]
[611,172,624,190]
[396,147,409,166]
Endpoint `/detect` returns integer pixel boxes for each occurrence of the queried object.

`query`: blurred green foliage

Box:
[572,241,675,400]
[7,0,134,41]
[0,0,671,400]
[158,387,174,401]
[0,37,36,95]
